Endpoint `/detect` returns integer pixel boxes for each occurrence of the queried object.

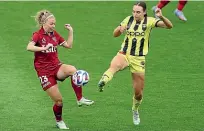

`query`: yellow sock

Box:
[132,96,142,111]
[101,69,113,84]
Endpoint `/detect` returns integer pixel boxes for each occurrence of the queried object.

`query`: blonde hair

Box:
[34,10,55,27]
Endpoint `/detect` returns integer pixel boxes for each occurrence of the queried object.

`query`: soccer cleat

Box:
[98,75,109,92]
[132,110,140,125]
[98,80,105,92]
[56,120,69,130]
[174,9,187,21]
[152,6,160,19]
[77,97,94,106]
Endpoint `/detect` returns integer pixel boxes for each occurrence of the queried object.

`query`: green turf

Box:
[0,1,204,131]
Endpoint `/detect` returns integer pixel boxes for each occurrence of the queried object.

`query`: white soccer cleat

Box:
[77,97,94,106]
[174,9,187,21]
[132,110,140,125]
[152,6,160,19]
[56,120,69,130]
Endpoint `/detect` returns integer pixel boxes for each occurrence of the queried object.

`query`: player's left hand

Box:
[155,8,163,18]
[65,24,73,32]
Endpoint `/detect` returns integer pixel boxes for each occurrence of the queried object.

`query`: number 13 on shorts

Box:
[38,75,52,90]
[39,75,48,84]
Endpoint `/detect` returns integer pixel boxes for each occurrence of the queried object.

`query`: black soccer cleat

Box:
[98,81,105,92]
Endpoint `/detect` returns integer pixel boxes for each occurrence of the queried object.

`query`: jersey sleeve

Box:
[55,31,66,46]
[120,16,131,27]
[31,32,39,44]
[149,17,161,28]
[59,35,66,46]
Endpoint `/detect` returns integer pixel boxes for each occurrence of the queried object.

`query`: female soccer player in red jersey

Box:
[26,10,94,129]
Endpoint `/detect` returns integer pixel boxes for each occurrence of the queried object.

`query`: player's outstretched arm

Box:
[155,8,173,29]
[26,42,52,52]
[62,24,73,49]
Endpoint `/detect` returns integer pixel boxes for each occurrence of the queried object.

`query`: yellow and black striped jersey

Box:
[120,16,160,56]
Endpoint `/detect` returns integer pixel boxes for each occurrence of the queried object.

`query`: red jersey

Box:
[31,27,65,74]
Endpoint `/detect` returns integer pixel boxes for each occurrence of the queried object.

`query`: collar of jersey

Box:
[39,26,54,35]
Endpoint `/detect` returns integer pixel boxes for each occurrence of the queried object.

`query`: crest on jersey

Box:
[52,37,57,42]
[142,24,147,31]
[42,38,46,44]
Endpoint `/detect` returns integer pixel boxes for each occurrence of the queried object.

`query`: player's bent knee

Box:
[63,65,77,76]
[110,62,123,71]
[133,81,144,95]
[68,65,77,74]
[55,98,63,106]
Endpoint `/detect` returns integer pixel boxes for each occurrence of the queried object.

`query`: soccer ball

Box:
[72,70,89,86]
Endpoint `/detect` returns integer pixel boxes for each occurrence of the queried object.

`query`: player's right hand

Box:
[119,25,127,33]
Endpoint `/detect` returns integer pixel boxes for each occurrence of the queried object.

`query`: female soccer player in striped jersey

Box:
[98,1,173,125]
